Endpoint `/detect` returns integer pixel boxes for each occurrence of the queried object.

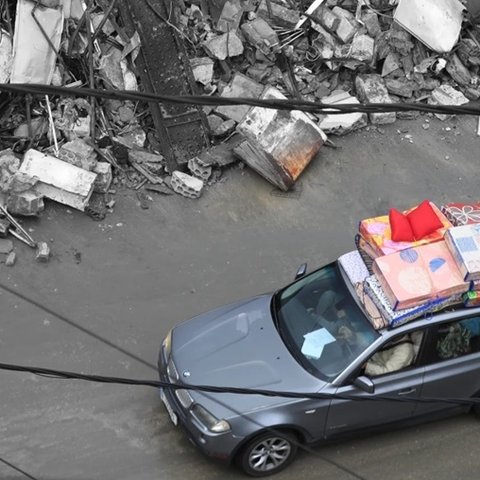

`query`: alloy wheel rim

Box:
[248,437,292,472]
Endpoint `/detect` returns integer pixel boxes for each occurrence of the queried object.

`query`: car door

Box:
[415,315,480,416]
[323,330,426,437]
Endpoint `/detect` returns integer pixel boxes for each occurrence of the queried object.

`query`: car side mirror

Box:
[295,263,307,280]
[353,376,375,394]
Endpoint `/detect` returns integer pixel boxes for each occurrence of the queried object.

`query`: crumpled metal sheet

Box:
[394,0,465,54]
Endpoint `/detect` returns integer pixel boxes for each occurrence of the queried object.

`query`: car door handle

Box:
[397,388,416,396]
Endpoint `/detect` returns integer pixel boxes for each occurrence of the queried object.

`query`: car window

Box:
[434,316,480,361]
[363,330,424,377]
[274,263,379,381]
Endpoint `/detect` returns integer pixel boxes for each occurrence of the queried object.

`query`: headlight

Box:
[162,330,172,359]
[191,404,231,433]
[175,389,194,409]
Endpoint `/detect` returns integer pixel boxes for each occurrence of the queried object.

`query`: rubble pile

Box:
[0,0,479,264]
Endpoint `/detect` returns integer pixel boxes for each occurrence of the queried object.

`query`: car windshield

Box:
[274,262,379,381]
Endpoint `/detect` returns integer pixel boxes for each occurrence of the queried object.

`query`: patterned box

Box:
[338,250,370,285]
[364,275,461,327]
[373,241,469,310]
[444,225,480,281]
[441,202,480,226]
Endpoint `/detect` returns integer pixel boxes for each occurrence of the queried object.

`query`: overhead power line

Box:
[1,361,479,407]
[1,83,480,116]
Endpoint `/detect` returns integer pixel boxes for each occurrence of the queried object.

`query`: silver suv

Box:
[158,261,480,476]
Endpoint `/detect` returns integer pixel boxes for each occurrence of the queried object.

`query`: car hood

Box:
[171,295,322,415]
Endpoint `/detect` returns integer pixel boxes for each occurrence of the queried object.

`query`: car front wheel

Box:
[238,431,298,477]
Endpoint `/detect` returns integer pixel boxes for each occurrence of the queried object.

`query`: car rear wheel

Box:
[238,431,298,477]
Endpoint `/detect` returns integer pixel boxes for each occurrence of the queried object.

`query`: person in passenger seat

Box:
[364,335,415,376]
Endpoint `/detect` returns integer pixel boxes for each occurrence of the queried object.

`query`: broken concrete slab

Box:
[428,84,469,120]
[19,149,97,211]
[361,10,381,38]
[0,150,20,193]
[355,74,396,124]
[382,52,402,77]
[215,73,264,123]
[171,171,204,199]
[216,0,244,33]
[349,34,375,63]
[446,53,472,86]
[203,32,244,60]
[332,6,359,44]
[318,90,368,135]
[236,86,326,191]
[385,78,414,98]
[190,57,214,85]
[256,0,300,29]
[57,139,97,171]
[241,18,279,53]
[7,190,45,216]
[93,162,113,194]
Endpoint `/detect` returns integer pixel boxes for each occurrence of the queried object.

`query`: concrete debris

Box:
[216,0,245,33]
[190,57,215,85]
[241,18,279,55]
[5,251,16,266]
[355,75,396,124]
[57,139,98,171]
[188,157,212,181]
[171,171,204,199]
[203,32,244,60]
[257,0,300,29]
[0,29,12,83]
[93,162,113,194]
[319,90,368,135]
[0,150,20,192]
[428,84,469,120]
[36,241,50,262]
[6,189,45,216]
[19,150,97,211]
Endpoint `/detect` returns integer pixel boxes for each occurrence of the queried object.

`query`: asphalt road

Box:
[2,114,480,480]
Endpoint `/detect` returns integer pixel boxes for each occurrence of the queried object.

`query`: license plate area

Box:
[160,389,178,426]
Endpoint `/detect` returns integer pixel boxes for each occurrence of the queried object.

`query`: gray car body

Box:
[158,261,480,463]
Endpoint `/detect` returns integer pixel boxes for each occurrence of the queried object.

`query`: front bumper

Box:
[157,345,244,463]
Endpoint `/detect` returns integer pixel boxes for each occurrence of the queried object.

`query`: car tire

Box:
[237,431,298,477]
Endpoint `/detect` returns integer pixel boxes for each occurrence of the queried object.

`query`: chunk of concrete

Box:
[6,189,44,216]
[318,90,368,135]
[241,18,279,52]
[350,34,375,62]
[382,52,402,77]
[256,0,300,29]
[36,242,50,262]
[212,119,236,137]
[355,74,396,124]
[128,149,165,164]
[236,86,326,191]
[332,7,358,44]
[0,29,12,83]
[171,171,204,199]
[361,10,381,38]
[385,78,414,98]
[93,162,112,193]
[5,251,16,266]
[216,0,244,33]
[0,149,20,192]
[203,32,244,60]
[428,84,469,120]
[446,53,472,86]
[215,73,264,123]
[190,57,214,85]
[57,139,97,171]
[313,6,340,32]
[19,149,97,211]
[188,157,212,181]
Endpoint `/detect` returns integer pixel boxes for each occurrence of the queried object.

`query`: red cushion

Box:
[407,200,444,239]
[389,208,415,242]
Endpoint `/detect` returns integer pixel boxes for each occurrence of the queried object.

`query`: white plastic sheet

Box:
[11,0,64,84]
[394,0,465,54]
